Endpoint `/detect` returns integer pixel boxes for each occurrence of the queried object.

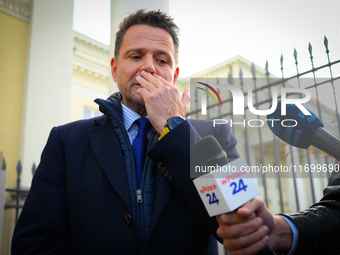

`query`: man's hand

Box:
[216,196,293,255]
[136,71,190,133]
[216,197,271,255]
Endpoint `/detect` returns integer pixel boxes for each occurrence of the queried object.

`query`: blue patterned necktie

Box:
[132,117,151,189]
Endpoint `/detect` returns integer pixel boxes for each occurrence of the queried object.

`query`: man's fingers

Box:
[137,72,176,96]
[136,71,188,129]
[139,71,166,89]
[251,196,266,214]
[228,237,269,255]
[217,212,249,225]
[136,75,158,93]
[152,73,174,87]
[237,205,253,217]
[217,216,264,238]
[237,196,265,217]
[217,197,267,228]
[216,197,274,255]
[223,224,269,251]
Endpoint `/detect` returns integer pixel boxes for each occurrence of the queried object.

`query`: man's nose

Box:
[140,55,156,74]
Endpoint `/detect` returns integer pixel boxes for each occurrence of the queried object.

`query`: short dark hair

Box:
[115,9,180,64]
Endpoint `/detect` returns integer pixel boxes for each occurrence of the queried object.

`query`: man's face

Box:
[111,25,179,114]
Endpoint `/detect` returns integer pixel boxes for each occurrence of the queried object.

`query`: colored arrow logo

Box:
[197,82,222,106]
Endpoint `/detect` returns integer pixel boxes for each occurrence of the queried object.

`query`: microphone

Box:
[193,135,260,215]
[193,136,270,255]
[267,101,340,160]
[193,134,229,166]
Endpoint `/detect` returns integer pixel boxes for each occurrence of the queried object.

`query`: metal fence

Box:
[187,36,340,214]
[3,158,35,223]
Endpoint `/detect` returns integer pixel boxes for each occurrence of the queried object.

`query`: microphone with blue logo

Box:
[193,136,271,255]
[267,101,340,160]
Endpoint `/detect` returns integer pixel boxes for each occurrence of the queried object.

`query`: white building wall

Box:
[20,0,74,187]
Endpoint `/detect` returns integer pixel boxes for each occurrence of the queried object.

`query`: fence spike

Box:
[265,60,269,73]
[17,160,22,176]
[239,67,243,79]
[2,157,6,170]
[324,35,328,51]
[32,162,36,176]
[293,48,298,61]
[251,63,256,78]
[280,54,284,68]
[228,73,232,84]
[226,65,232,84]
[308,42,313,56]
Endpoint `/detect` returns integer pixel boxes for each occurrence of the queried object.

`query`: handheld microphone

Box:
[193,135,260,215]
[193,136,270,255]
[193,134,229,166]
[267,101,340,160]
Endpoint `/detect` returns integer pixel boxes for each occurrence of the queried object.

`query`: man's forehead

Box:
[123,25,175,50]
[125,24,170,35]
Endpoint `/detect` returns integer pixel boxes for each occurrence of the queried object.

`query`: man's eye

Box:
[131,55,141,60]
[158,59,167,64]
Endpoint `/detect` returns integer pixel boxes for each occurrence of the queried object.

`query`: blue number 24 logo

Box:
[206,192,219,205]
[230,179,248,195]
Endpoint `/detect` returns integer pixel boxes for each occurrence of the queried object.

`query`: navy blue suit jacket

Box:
[12,115,239,255]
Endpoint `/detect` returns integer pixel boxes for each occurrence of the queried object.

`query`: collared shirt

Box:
[121,103,152,144]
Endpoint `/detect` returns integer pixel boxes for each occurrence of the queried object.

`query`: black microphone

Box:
[194,136,272,255]
[310,128,340,160]
[193,135,229,166]
[267,101,340,160]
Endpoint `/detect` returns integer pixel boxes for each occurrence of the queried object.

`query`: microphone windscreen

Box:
[193,135,228,166]
[267,101,324,149]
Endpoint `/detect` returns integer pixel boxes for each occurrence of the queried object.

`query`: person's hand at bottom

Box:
[216,196,293,255]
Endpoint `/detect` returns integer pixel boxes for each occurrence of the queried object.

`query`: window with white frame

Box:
[83,107,101,119]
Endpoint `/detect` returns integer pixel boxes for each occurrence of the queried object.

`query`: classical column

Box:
[109,0,170,94]
[20,0,74,187]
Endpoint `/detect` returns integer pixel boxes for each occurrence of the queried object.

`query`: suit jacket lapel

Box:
[89,116,131,209]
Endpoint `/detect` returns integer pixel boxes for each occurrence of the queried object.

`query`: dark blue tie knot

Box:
[135,117,150,130]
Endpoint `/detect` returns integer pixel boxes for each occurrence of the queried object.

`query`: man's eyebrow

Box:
[126,48,145,53]
[125,48,172,57]
[154,50,172,57]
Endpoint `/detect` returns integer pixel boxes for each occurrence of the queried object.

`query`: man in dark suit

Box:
[12,9,239,254]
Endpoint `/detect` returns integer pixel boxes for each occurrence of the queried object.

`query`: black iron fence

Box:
[2,158,35,223]
[187,36,340,214]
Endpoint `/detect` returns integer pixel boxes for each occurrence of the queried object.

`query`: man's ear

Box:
[111,57,118,82]
[173,67,179,85]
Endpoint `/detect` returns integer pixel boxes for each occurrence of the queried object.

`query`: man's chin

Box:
[130,94,145,107]
[123,96,145,110]
[133,100,145,109]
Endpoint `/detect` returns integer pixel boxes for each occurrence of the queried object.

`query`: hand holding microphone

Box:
[193,136,272,255]
[216,196,293,255]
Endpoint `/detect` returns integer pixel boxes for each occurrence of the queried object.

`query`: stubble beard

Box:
[122,86,147,116]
